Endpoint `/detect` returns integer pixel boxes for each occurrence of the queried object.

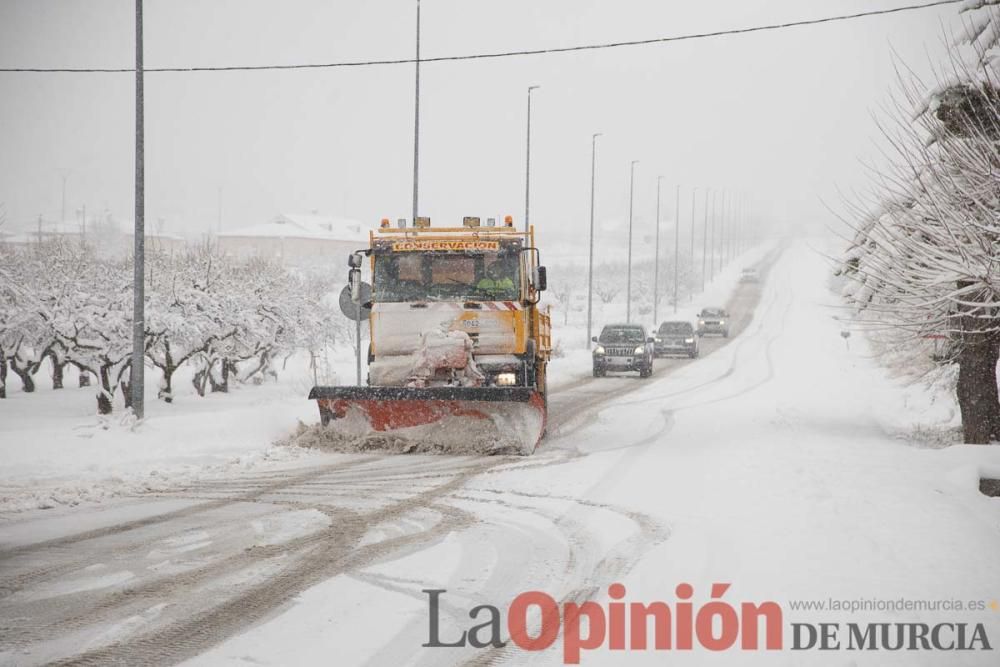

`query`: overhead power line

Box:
[0,0,963,74]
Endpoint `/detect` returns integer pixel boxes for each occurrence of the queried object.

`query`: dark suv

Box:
[655,321,699,358]
[592,324,655,378]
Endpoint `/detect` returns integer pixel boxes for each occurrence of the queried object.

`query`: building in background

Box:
[216,213,367,266]
[0,214,189,257]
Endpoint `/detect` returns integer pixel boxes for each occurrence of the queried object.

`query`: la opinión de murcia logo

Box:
[423,584,995,664]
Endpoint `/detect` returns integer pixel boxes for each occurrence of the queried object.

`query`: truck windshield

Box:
[374,251,521,302]
[599,327,645,344]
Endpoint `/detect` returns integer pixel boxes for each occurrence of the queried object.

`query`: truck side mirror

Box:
[348,252,364,269]
[534,266,547,291]
[349,268,361,302]
[591,336,598,343]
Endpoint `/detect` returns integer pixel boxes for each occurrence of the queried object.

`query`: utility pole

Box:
[586,132,602,349]
[217,186,223,234]
[701,188,709,292]
[673,184,679,314]
[130,0,145,419]
[524,85,540,233]
[625,160,638,323]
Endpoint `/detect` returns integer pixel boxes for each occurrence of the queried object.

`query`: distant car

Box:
[592,323,655,378]
[654,321,699,358]
[739,268,759,283]
[697,307,730,337]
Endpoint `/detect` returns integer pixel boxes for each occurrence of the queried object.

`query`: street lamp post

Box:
[524,85,540,233]
[58,169,69,225]
[412,0,421,221]
[728,192,735,262]
[689,186,697,301]
[701,188,709,292]
[709,189,718,281]
[718,190,726,269]
[653,176,663,326]
[673,184,680,314]
[626,160,638,323]
[586,132,602,349]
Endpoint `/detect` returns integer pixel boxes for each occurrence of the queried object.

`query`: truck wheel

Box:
[593,366,605,378]
[639,366,652,378]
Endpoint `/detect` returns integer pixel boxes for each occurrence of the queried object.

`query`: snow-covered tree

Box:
[840,18,1000,443]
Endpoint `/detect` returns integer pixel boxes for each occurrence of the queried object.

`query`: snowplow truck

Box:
[309,215,552,455]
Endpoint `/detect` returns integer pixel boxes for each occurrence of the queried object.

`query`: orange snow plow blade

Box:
[308,386,546,455]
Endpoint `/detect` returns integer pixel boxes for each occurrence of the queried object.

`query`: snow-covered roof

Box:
[219,213,368,242]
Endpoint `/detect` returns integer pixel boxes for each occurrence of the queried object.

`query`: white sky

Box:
[0,0,967,254]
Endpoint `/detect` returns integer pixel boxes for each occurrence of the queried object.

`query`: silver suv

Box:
[697,307,730,337]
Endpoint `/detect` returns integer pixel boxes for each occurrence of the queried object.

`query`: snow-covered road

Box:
[2,241,999,666]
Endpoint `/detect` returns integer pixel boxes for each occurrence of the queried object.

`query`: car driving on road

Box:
[697,307,730,337]
[739,267,759,283]
[592,323,655,378]
[655,320,699,358]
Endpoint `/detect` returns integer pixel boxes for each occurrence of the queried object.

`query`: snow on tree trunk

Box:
[120,379,133,409]
[9,356,35,393]
[956,283,1000,443]
[209,358,229,393]
[192,361,210,397]
[50,354,64,390]
[956,337,1000,443]
[158,372,173,403]
[97,367,114,415]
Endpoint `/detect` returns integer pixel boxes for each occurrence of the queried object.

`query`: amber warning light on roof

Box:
[391,240,501,252]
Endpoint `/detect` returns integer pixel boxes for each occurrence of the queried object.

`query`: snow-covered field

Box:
[0,354,338,512]
[2,239,999,666]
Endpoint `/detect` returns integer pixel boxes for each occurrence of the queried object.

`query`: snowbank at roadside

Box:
[0,352,361,513]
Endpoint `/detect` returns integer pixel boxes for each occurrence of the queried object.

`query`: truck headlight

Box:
[594,345,605,355]
[685,338,694,343]
[634,346,645,355]
[495,372,517,386]
[654,337,662,343]
[698,320,705,325]
[719,320,726,325]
